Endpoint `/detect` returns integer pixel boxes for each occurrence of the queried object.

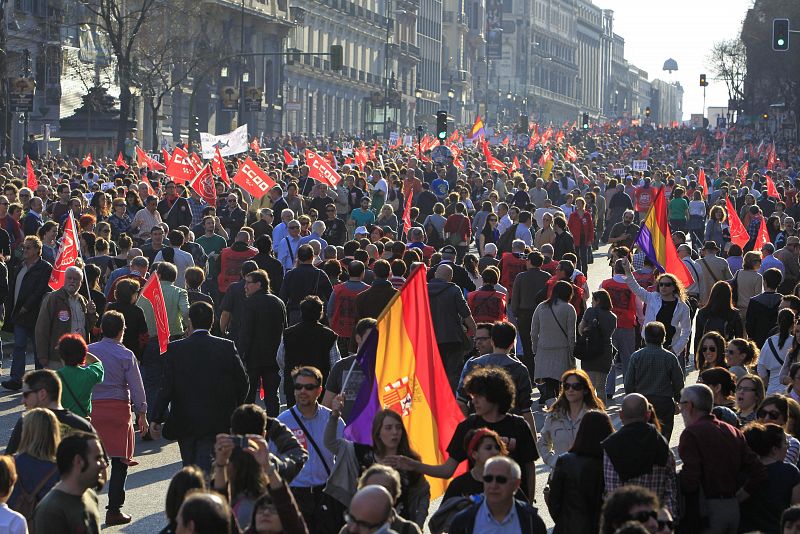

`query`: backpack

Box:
[702,314,735,340]
[12,465,58,527]
[574,310,604,361]
[496,223,519,254]
[425,221,444,249]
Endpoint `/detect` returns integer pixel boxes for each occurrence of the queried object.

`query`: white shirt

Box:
[154,247,195,288]
[497,214,513,235]
[758,334,792,394]
[0,503,27,534]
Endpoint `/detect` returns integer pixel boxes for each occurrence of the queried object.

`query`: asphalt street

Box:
[0,244,698,532]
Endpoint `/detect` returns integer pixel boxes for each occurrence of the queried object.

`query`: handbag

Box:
[574,311,603,361]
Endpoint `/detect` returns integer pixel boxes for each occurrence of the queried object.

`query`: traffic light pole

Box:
[187,49,341,152]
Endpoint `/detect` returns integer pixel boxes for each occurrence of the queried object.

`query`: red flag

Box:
[766,144,777,170]
[136,146,166,171]
[511,156,520,172]
[538,149,551,167]
[165,147,195,183]
[189,164,217,206]
[481,141,506,172]
[726,196,749,248]
[725,161,731,170]
[305,150,342,186]
[765,175,780,198]
[715,151,721,175]
[81,153,92,168]
[641,143,651,159]
[162,148,172,167]
[140,273,170,354]
[142,176,156,197]
[354,147,368,169]
[48,212,80,290]
[212,147,230,186]
[697,168,707,196]
[738,161,749,180]
[554,130,564,146]
[189,152,203,172]
[755,215,770,250]
[402,189,414,236]
[283,148,295,166]
[25,156,37,190]
[115,152,128,169]
[501,135,510,146]
[232,157,277,198]
[734,147,744,166]
[565,145,578,162]
[250,138,261,154]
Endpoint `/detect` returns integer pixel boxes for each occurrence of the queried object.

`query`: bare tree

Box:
[134,1,220,151]
[707,38,747,119]
[78,0,161,153]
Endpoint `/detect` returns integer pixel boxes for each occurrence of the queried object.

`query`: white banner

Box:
[200,124,248,159]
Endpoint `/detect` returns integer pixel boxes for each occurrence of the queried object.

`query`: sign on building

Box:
[8,77,35,112]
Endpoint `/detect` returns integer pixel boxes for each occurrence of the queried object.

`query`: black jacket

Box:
[253,252,284,295]
[553,230,576,260]
[239,290,287,369]
[157,196,193,230]
[449,498,546,534]
[279,263,334,322]
[546,453,604,534]
[153,331,249,439]
[5,258,51,331]
[427,260,476,292]
[746,291,783,348]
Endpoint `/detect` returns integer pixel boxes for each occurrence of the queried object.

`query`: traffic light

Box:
[773,18,790,51]
[699,74,708,87]
[330,45,343,70]
[581,113,589,130]
[645,107,651,117]
[436,110,448,143]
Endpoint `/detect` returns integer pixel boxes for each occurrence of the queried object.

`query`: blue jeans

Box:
[606,328,636,397]
[140,339,164,422]
[10,325,36,382]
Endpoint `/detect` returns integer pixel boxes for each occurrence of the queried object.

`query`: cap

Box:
[787,236,800,246]
[355,226,368,235]
[382,226,395,234]
[441,245,457,255]
[702,240,720,251]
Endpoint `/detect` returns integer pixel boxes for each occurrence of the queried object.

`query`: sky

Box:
[598,0,754,120]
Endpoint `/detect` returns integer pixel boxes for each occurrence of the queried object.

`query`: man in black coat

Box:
[150,301,249,473]
[157,182,193,230]
[3,235,50,390]
[239,269,287,416]
[279,244,333,325]
[427,245,476,292]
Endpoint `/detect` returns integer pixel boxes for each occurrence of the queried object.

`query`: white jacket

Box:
[625,275,692,355]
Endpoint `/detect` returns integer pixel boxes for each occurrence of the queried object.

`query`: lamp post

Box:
[447,85,454,115]
[239,0,246,129]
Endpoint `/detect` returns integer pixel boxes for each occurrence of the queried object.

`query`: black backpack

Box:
[496,223,519,254]
[425,221,444,249]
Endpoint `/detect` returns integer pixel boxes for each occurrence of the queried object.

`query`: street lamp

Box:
[447,86,454,114]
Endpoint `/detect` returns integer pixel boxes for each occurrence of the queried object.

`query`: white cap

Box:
[355,226,368,235]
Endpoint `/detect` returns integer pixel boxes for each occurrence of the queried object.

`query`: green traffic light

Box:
[778,38,786,46]
[438,132,446,139]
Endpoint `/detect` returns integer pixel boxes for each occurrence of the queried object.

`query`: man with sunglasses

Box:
[599,485,661,534]
[276,366,344,527]
[449,456,546,534]
[677,384,766,534]
[6,369,95,455]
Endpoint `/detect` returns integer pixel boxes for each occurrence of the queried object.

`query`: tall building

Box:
[650,79,683,126]
[417,0,443,127]
[575,0,605,119]
[441,0,479,125]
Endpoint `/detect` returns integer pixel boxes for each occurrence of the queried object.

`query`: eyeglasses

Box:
[758,409,782,420]
[227,199,237,203]
[293,383,320,391]
[326,208,336,212]
[482,474,510,484]
[288,226,300,230]
[474,336,491,341]
[627,510,658,524]
[255,502,276,514]
[657,519,674,531]
[658,282,674,288]
[343,512,386,530]
[736,385,757,392]
[701,346,717,353]
[562,382,585,391]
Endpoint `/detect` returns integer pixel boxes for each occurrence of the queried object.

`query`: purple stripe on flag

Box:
[635,224,665,273]
[343,329,381,445]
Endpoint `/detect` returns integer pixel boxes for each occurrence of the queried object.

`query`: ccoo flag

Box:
[635,186,694,288]
[344,265,464,499]
[48,211,80,290]
[139,273,170,354]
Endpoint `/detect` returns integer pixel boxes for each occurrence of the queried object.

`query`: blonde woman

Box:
[7,408,61,514]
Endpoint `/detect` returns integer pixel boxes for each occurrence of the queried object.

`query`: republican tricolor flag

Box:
[344,265,465,498]
[468,115,486,140]
[635,186,693,288]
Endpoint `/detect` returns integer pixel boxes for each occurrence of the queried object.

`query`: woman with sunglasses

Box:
[546,410,614,534]
[477,211,499,257]
[693,281,743,353]
[727,338,760,380]
[736,374,766,426]
[758,309,796,394]
[757,395,800,465]
[621,259,691,359]
[441,428,518,501]
[694,332,727,372]
[538,369,605,470]
[109,199,132,241]
[740,422,800,534]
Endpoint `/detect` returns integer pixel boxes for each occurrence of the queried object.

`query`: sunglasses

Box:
[736,385,756,392]
[293,383,319,391]
[562,382,585,391]
[482,474,510,484]
[658,282,674,288]
[344,512,385,530]
[701,346,717,352]
[758,409,782,420]
[658,519,674,530]
[288,226,300,230]
[627,510,658,523]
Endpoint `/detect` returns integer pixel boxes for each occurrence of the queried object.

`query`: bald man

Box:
[428,263,477,391]
[600,393,678,516]
[344,485,397,534]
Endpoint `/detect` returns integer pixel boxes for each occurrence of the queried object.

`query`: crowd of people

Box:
[0,122,800,533]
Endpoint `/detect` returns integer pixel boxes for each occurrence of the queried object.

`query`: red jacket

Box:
[568,210,594,246]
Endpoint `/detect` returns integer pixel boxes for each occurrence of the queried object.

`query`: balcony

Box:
[399,41,420,58]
